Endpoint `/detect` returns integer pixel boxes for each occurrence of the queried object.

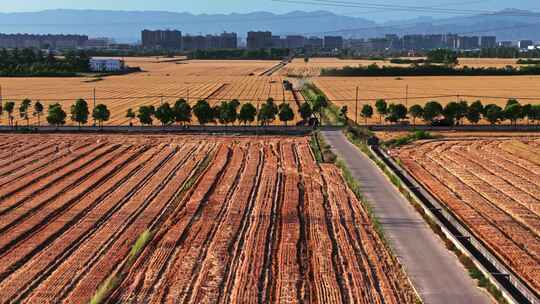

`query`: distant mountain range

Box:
[0,9,539,43]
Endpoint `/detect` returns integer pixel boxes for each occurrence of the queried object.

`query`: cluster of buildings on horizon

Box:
[1,31,540,54]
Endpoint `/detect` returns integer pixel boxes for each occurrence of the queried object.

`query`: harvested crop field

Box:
[314,76,540,124]
[0,134,416,303]
[0,59,302,126]
[393,137,540,295]
[281,58,524,77]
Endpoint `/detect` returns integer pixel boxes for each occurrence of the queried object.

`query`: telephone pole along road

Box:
[321,130,491,304]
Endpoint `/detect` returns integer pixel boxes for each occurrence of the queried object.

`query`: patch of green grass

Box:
[89,274,119,304]
[128,229,153,265]
[384,130,439,147]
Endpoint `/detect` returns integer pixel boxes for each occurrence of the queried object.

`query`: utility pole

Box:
[355,86,359,124]
[187,87,189,102]
[405,85,409,108]
[160,94,164,106]
[93,88,96,126]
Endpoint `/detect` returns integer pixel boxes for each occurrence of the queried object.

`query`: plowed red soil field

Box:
[0,134,416,303]
[393,137,540,295]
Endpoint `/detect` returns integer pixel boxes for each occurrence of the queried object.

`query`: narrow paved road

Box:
[322,130,491,304]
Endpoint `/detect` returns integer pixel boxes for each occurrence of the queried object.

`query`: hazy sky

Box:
[1,0,538,20]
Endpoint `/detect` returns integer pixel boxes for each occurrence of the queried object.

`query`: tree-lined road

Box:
[321,130,491,304]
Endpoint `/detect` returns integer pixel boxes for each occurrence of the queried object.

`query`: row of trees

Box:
[1,98,110,127]
[127,98,299,127]
[321,63,540,77]
[0,48,90,76]
[0,97,311,128]
[190,49,289,60]
[358,99,540,125]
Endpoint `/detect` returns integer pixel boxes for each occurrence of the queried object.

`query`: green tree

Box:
[504,100,522,125]
[375,99,388,124]
[33,101,44,126]
[173,99,192,126]
[340,105,348,122]
[466,100,483,124]
[46,103,67,127]
[521,104,532,124]
[312,95,328,124]
[484,104,503,125]
[258,98,278,126]
[360,104,373,125]
[19,98,31,127]
[218,100,239,125]
[210,105,220,125]
[4,101,15,127]
[278,103,295,126]
[386,103,407,124]
[298,102,313,122]
[408,104,423,125]
[529,104,540,125]
[137,105,155,126]
[238,103,257,125]
[423,101,443,124]
[70,98,89,127]
[92,104,110,128]
[443,101,460,125]
[126,108,136,126]
[193,100,213,125]
[455,100,469,125]
[155,102,174,126]
[426,49,458,65]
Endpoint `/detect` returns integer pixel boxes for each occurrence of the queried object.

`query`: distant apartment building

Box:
[457,36,479,50]
[324,36,343,50]
[286,35,305,49]
[247,31,273,50]
[480,36,497,48]
[85,37,113,49]
[403,35,424,50]
[385,34,401,50]
[518,40,534,49]
[367,38,389,52]
[305,36,323,50]
[141,30,182,49]
[182,35,207,50]
[444,34,459,49]
[220,32,238,49]
[0,33,87,49]
[271,36,286,49]
[182,32,238,51]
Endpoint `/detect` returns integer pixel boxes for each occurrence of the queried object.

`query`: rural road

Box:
[321,130,491,304]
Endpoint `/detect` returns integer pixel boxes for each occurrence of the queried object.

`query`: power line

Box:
[273,0,540,17]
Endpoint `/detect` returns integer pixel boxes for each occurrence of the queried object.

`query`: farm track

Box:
[0,134,417,304]
[396,138,540,294]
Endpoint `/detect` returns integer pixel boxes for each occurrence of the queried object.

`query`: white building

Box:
[89,58,125,72]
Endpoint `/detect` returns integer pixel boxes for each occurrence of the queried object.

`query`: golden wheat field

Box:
[0,59,305,126]
[314,75,540,124]
[281,57,525,77]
